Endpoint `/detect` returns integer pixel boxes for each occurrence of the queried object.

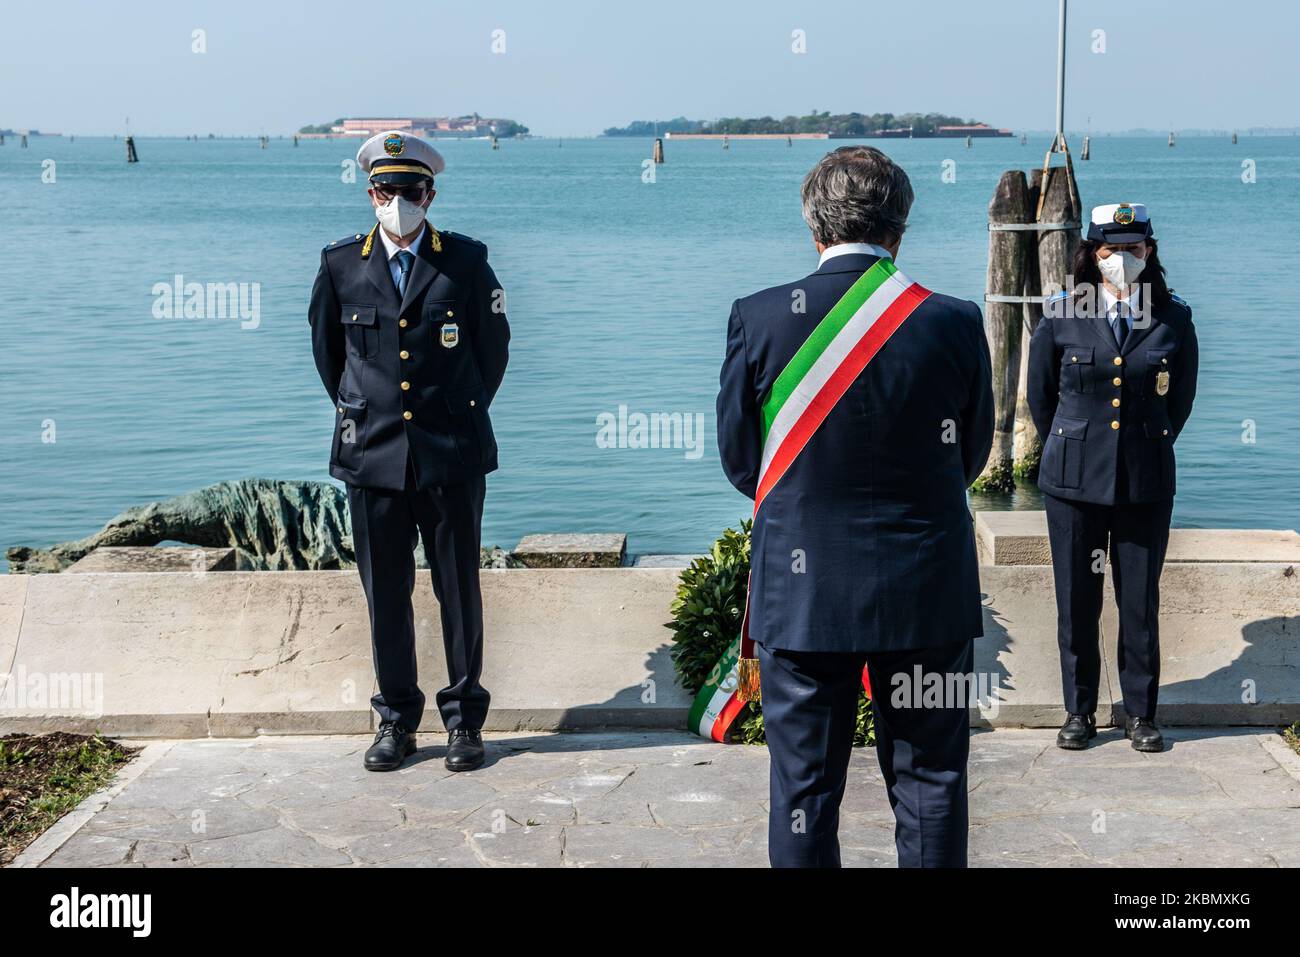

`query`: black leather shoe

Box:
[1125,716,1164,753]
[1056,713,1097,750]
[445,729,485,772]
[364,722,416,771]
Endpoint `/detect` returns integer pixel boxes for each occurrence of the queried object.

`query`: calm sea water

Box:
[2,134,1298,561]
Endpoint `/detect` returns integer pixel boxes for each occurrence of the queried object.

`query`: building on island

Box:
[298,116,525,139]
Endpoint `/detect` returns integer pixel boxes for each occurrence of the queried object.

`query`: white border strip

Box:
[758,270,914,484]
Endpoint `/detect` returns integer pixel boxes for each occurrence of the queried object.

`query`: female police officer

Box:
[1027,203,1198,753]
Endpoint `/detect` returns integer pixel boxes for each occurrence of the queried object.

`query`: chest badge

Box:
[1155,370,1170,396]
[441,322,460,349]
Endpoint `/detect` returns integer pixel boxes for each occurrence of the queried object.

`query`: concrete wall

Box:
[1,562,1297,736]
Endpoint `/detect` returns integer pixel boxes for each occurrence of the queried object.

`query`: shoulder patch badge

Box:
[441,322,460,349]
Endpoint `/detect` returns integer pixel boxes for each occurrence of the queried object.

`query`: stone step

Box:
[975,511,1300,566]
[66,546,238,573]
[513,533,627,568]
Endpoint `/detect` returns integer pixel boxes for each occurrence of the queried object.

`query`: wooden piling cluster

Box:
[125,135,138,163]
[976,155,1081,491]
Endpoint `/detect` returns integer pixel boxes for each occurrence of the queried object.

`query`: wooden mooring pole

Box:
[125,135,138,163]
[653,137,664,164]
[976,171,1033,493]
[978,139,1082,489]
[1013,157,1082,479]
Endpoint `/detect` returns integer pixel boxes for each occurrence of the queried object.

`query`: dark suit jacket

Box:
[1027,292,1198,505]
[308,226,510,490]
[717,253,994,653]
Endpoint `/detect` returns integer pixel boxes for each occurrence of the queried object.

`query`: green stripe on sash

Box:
[760,258,897,441]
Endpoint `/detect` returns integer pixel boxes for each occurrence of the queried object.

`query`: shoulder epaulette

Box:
[1170,292,1189,309]
[325,231,366,252]
[440,230,486,251]
[1048,290,1070,301]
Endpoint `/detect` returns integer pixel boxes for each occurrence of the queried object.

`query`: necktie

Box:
[1112,302,1130,351]
[395,250,414,297]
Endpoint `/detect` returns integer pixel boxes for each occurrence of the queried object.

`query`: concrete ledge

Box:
[976,510,1300,566]
[975,563,1300,726]
[1,561,1296,735]
[0,569,689,737]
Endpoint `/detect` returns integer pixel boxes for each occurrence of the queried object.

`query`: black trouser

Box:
[347,464,489,732]
[757,639,973,868]
[1044,492,1173,720]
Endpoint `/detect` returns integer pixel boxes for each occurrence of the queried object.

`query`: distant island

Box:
[603,111,1010,139]
[298,114,529,140]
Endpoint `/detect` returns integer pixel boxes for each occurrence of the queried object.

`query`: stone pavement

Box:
[19,729,1300,868]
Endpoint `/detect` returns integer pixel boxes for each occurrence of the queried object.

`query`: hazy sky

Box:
[5,0,1294,136]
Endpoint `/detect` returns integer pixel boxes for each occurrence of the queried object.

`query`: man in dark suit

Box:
[717,146,994,867]
[308,130,510,772]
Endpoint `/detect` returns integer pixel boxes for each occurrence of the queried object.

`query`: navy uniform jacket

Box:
[1026,292,1197,504]
[308,226,510,491]
[717,253,995,654]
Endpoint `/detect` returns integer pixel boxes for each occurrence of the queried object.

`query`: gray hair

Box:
[801,146,914,247]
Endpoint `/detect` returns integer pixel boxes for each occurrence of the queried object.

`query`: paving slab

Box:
[18,728,1300,869]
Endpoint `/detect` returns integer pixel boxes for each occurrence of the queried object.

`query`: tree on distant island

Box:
[298,118,345,134]
[603,111,983,137]
[492,119,529,137]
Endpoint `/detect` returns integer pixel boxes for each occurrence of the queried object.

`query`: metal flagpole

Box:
[1055,0,1067,152]
[1037,0,1076,220]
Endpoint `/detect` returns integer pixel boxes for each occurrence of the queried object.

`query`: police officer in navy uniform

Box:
[1027,203,1198,753]
[308,131,509,772]
[717,147,994,867]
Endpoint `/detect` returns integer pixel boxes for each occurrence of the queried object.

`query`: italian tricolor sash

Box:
[689,256,931,741]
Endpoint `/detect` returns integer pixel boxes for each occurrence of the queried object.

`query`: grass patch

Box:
[0,732,136,866]
[1283,722,1300,757]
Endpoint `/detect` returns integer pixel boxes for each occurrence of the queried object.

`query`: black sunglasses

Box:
[372,183,431,203]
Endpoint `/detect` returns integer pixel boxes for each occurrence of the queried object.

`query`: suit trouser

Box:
[347,463,490,732]
[1043,492,1173,719]
[757,638,973,868]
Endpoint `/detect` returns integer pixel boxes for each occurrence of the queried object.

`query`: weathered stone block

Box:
[513,533,627,568]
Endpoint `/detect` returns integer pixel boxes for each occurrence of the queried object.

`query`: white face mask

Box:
[1097,250,1146,287]
[375,195,427,237]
